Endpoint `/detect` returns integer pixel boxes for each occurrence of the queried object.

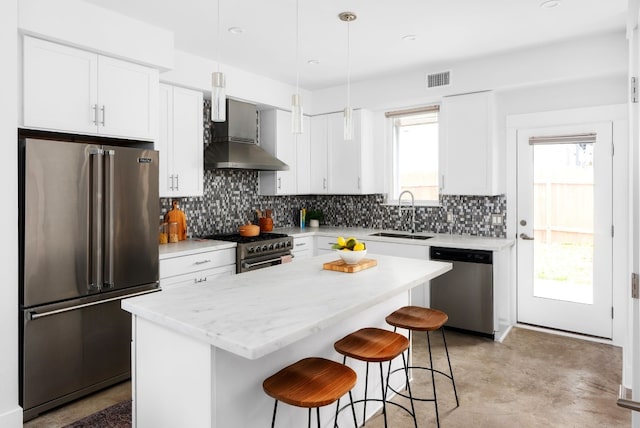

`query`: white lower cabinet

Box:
[364,241,430,306]
[292,236,313,260]
[314,235,340,255]
[160,248,236,290]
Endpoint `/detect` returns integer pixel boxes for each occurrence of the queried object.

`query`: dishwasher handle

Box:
[430,246,493,264]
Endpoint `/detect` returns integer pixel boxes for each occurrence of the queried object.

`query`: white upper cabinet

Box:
[295,116,311,194]
[259,109,297,195]
[23,36,158,141]
[326,110,377,194]
[158,84,203,197]
[309,115,329,194]
[439,91,502,195]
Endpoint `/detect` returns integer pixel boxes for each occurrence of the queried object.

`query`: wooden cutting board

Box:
[322,258,378,273]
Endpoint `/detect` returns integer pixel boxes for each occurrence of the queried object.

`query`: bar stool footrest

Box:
[387,366,457,404]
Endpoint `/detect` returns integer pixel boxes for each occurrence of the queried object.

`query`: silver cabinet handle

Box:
[100,105,106,126]
[92,104,99,125]
[295,243,306,247]
[357,177,361,189]
[323,178,327,189]
[277,177,282,189]
[175,174,179,191]
[618,385,640,412]
[194,277,208,284]
[194,259,212,265]
[169,174,175,191]
[520,233,535,240]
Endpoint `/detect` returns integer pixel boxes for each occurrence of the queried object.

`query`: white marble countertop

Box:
[159,238,236,260]
[275,226,515,251]
[122,253,451,360]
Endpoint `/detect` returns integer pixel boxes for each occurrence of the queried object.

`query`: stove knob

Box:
[255,246,261,253]
[248,246,255,254]
[262,245,268,252]
[275,242,281,249]
[269,243,274,250]
[287,241,292,248]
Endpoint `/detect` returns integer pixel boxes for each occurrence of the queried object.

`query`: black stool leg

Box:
[308,408,312,428]
[316,407,321,428]
[441,328,459,407]
[401,351,418,428]
[363,361,369,423]
[271,400,278,428]
[427,331,440,427]
[379,362,389,427]
[349,390,358,427]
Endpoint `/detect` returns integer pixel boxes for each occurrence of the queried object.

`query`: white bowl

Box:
[336,249,367,265]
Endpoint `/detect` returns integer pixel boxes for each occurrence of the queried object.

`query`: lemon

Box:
[337,236,346,247]
[353,243,365,251]
[341,248,352,251]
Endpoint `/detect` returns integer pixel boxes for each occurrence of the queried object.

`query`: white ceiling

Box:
[83,0,627,90]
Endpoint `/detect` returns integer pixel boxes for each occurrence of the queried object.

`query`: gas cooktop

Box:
[204,232,289,244]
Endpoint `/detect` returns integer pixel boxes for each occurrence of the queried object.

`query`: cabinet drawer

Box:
[161,264,236,290]
[160,249,235,279]
[293,236,313,251]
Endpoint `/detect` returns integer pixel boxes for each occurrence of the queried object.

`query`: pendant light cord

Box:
[217,0,221,72]
[347,18,351,108]
[295,0,300,96]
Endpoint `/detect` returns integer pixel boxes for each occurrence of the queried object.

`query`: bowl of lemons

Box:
[332,236,367,265]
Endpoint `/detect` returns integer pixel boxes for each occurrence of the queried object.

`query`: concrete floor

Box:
[24,327,630,427]
[368,327,630,427]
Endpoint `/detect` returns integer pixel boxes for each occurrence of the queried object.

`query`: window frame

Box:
[385,105,441,207]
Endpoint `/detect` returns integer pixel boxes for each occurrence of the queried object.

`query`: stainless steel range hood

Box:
[204,99,289,171]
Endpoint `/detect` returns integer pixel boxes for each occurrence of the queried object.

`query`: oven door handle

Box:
[242,254,294,270]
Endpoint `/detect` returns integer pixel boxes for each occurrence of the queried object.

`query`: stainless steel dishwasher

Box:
[429,246,494,338]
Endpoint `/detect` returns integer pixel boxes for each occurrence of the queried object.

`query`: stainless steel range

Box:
[205,232,293,273]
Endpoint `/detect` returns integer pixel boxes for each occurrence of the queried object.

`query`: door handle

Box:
[519,233,535,241]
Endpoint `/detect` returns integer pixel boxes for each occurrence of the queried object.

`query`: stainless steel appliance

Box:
[429,246,494,338]
[205,232,293,273]
[204,99,289,171]
[19,135,160,420]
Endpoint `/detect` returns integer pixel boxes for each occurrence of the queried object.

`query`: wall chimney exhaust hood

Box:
[204,99,289,171]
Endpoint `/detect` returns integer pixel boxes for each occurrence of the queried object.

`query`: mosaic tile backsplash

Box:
[159,99,507,238]
[159,171,506,238]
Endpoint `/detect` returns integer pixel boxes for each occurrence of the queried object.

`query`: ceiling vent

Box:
[426,70,451,89]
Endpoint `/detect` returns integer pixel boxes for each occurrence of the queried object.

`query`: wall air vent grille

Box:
[427,71,451,88]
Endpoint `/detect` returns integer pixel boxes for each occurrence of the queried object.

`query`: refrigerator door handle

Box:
[88,147,103,291]
[27,288,160,320]
[103,149,115,289]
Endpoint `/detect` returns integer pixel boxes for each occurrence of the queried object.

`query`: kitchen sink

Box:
[369,232,434,240]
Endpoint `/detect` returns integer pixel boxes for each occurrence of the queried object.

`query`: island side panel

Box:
[212,292,409,428]
[133,316,213,428]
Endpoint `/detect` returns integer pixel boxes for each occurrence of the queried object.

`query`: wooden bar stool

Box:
[386,306,459,427]
[334,327,417,428]
[263,357,358,428]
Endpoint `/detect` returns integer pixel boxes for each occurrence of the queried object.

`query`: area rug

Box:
[63,400,131,428]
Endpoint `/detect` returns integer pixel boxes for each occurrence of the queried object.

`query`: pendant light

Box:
[339,12,356,141]
[291,0,303,134]
[211,0,226,122]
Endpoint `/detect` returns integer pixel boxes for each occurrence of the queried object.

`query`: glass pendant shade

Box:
[343,106,353,141]
[291,94,303,134]
[211,71,226,122]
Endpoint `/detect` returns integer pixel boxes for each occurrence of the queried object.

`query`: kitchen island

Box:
[122,253,451,428]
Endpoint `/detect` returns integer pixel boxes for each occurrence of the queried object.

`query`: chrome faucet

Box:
[398,190,416,234]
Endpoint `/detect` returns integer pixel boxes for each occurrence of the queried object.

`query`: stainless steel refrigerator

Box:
[19,135,160,421]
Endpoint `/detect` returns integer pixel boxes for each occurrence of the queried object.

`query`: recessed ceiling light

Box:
[402,35,418,41]
[228,27,244,35]
[540,0,561,8]
[307,59,320,65]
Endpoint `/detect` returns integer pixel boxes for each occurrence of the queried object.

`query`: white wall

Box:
[19,0,174,69]
[0,0,21,426]
[161,50,313,113]
[310,31,627,115]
